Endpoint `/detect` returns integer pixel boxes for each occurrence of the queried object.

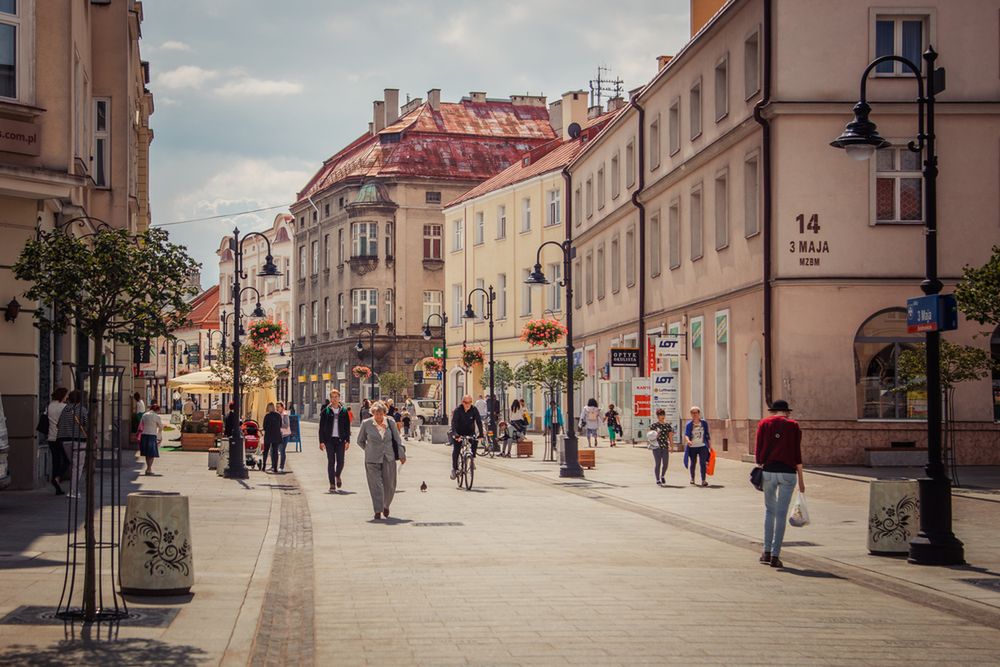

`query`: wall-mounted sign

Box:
[610,347,640,368]
[322,373,332,380]
[0,118,40,156]
[651,371,680,420]
[309,374,319,381]
[654,336,682,359]
[631,377,651,418]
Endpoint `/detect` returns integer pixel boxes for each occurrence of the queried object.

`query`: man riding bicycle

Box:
[450,394,484,480]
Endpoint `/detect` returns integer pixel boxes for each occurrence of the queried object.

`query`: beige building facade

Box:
[0,0,153,488]
[570,0,1000,464]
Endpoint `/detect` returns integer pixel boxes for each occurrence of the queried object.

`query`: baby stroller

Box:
[242,419,261,469]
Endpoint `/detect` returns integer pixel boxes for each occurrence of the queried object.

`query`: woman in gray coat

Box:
[356,401,406,521]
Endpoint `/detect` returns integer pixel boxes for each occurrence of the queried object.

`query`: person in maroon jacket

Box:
[754,400,805,568]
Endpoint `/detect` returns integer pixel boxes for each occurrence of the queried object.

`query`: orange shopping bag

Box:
[706,448,717,476]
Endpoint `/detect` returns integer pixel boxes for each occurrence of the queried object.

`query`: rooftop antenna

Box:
[589,65,624,110]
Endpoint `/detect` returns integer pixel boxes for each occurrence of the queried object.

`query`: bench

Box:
[516,440,533,458]
[864,447,928,467]
[578,449,596,469]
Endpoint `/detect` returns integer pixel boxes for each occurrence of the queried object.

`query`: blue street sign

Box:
[907,294,958,334]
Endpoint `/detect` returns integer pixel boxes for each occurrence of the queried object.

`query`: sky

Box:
[143,0,692,287]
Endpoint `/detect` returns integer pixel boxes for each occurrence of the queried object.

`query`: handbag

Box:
[36,411,49,437]
[706,448,717,476]
[749,466,764,491]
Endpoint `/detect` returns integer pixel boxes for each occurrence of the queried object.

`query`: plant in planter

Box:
[247,319,287,351]
[462,346,485,367]
[422,357,443,373]
[352,365,372,379]
[520,319,568,347]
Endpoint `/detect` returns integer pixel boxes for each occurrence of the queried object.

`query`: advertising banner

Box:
[651,371,680,419]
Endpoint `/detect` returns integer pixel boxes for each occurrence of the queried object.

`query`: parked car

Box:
[411,398,441,426]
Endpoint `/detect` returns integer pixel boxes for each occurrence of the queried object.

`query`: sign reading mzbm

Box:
[906,294,958,334]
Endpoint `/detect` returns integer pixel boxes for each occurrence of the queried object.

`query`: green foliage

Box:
[897,340,999,392]
[955,245,1000,330]
[479,360,514,395]
[513,357,585,398]
[378,371,410,399]
[211,344,275,392]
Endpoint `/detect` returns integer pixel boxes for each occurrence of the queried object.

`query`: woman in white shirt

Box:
[139,403,164,476]
[580,398,602,448]
[47,387,69,495]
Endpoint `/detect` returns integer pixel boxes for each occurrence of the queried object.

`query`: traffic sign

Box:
[907,294,958,334]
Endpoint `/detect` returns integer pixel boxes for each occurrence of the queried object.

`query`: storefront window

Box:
[854,309,923,419]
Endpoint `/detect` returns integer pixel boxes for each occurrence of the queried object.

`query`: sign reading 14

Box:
[789,213,829,267]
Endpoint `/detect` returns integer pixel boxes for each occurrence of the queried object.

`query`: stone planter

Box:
[217,440,229,477]
[868,479,920,555]
[428,424,451,444]
[121,491,194,595]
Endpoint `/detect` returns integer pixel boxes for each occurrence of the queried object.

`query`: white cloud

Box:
[155,66,302,97]
[158,96,180,107]
[161,40,193,52]
[157,65,218,90]
[216,78,304,97]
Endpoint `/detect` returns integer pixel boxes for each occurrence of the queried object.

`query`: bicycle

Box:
[477,431,497,458]
[455,435,476,490]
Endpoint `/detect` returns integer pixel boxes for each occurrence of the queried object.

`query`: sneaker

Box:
[759,551,771,564]
[656,480,663,486]
[329,484,336,492]
[701,481,709,487]
[336,476,342,489]
[279,467,284,473]
[659,478,666,485]
[689,479,695,485]
[450,470,457,480]
[770,556,784,568]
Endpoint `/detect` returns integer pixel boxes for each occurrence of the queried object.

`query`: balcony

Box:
[347,255,379,275]
[422,258,444,271]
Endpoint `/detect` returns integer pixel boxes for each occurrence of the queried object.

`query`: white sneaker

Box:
[279,467,284,473]
[450,469,457,480]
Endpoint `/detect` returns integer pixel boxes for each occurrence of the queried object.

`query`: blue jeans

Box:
[762,471,797,557]
[688,446,709,481]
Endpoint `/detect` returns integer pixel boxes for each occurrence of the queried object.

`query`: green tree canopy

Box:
[378,371,410,400]
[955,245,1000,331]
[211,345,275,393]
[479,360,514,396]
[513,357,585,400]
[897,340,998,392]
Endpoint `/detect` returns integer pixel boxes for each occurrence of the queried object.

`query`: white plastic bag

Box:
[788,492,810,527]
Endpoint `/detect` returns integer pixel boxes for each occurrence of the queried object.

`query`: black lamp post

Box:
[355,328,377,401]
[464,286,497,450]
[831,46,962,566]
[205,329,221,364]
[168,339,190,380]
[227,227,280,479]
[525,240,583,478]
[423,312,448,422]
[279,341,294,405]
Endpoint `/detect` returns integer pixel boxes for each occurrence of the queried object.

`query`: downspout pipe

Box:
[752,0,774,408]
[630,96,647,376]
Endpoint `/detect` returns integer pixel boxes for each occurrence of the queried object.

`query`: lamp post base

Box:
[559,435,585,478]
[907,476,965,566]
[224,466,250,480]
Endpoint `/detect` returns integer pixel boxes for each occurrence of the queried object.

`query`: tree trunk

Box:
[82,329,103,621]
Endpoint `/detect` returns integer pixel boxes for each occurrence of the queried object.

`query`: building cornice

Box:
[763,101,1000,117]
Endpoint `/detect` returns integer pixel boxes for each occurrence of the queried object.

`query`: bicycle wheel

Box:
[456,453,465,489]
[465,454,474,490]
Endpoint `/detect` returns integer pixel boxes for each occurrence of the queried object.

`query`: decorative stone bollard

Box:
[207,447,220,470]
[120,491,194,595]
[868,479,920,555]
[217,440,229,477]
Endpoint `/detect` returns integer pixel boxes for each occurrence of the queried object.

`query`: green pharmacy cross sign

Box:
[433,346,446,359]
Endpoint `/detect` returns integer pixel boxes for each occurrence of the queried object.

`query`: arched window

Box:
[854,309,923,419]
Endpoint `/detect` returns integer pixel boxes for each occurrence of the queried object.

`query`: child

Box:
[401,410,412,439]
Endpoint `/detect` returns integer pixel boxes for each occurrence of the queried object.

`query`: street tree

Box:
[211,345,276,397]
[378,371,410,401]
[955,245,1000,332]
[480,360,514,413]
[513,357,585,405]
[14,225,198,621]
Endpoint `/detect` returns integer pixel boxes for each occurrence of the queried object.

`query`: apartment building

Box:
[570,0,1000,464]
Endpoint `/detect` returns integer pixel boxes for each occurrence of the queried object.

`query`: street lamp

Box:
[227,227,281,479]
[525,240,583,478]
[279,341,294,406]
[205,329,221,364]
[355,328,376,401]
[422,312,448,422]
[464,286,497,450]
[831,46,962,566]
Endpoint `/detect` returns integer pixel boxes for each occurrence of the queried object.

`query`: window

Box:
[351,222,377,257]
[573,187,582,226]
[311,301,318,334]
[546,262,562,311]
[874,15,926,76]
[337,229,344,264]
[521,197,531,232]
[585,177,593,218]
[690,186,703,260]
[626,140,636,187]
[473,211,486,245]
[93,99,110,188]
[496,205,507,239]
[520,269,533,316]
[474,278,485,320]
[625,226,636,287]
[423,224,442,259]
[385,288,394,324]
[875,146,923,223]
[337,293,344,329]
[690,79,702,139]
[573,260,582,308]
[385,222,394,258]
[649,116,661,169]
[596,243,606,300]
[650,211,662,277]
[669,199,681,269]
[496,273,507,319]
[714,56,728,121]
[691,316,704,411]
[0,0,22,99]
[323,234,330,270]
[426,191,442,204]
[546,189,561,226]
[715,310,730,419]
[298,304,306,337]
[854,309,924,419]
[283,259,290,288]
[452,219,464,251]
[312,210,317,223]
[744,31,760,99]
[611,234,621,293]
[715,170,729,250]
[744,153,760,237]
[451,284,463,325]
[668,98,680,156]
[324,203,330,217]
[324,297,330,331]
[597,166,606,210]
[422,290,443,322]
[298,245,306,278]
[611,152,621,199]
[351,288,378,324]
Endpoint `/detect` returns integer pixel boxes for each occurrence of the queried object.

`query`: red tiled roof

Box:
[445,109,625,208]
[179,285,220,331]
[296,98,556,204]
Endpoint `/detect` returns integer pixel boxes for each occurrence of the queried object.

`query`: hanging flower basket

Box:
[422,357,443,373]
[520,319,568,347]
[248,319,287,350]
[352,365,372,379]
[462,347,485,367]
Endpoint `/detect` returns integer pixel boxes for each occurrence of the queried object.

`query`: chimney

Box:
[657,55,673,71]
[606,96,625,112]
[510,94,546,108]
[372,100,386,134]
[560,90,589,141]
[690,0,727,37]
[427,88,441,111]
[400,97,423,115]
[587,105,603,120]
[469,91,486,103]
[384,88,399,124]
[548,100,563,138]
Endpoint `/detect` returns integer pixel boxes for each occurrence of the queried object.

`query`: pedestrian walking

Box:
[132,392,145,433]
[262,402,283,473]
[684,406,712,487]
[604,403,622,447]
[277,401,291,471]
[360,398,372,421]
[138,403,164,475]
[544,400,563,435]
[401,410,412,439]
[224,401,238,439]
[46,387,69,495]
[356,401,406,520]
[755,400,804,568]
[474,394,488,420]
[56,390,87,498]
[319,390,351,492]
[579,398,602,447]
[648,409,675,485]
